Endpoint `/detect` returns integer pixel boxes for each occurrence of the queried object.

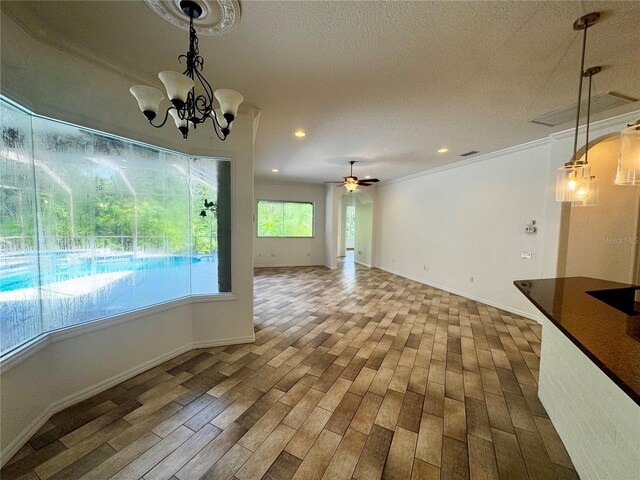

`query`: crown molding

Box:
[383,109,640,187]
[549,109,640,141]
[381,137,551,187]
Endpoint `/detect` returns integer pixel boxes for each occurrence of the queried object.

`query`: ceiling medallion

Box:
[145,0,241,35]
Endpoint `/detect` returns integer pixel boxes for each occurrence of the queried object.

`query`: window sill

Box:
[0,293,236,373]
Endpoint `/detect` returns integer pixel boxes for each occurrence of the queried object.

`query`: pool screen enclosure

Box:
[0,97,232,355]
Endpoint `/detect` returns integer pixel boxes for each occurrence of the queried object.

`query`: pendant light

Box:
[571,66,601,207]
[616,120,640,185]
[555,12,600,205]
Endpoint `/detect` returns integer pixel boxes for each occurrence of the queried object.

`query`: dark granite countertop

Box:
[514,277,640,405]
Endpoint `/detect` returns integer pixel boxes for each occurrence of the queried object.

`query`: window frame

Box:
[256,199,315,238]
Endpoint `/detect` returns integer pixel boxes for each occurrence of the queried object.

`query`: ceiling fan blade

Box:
[323,181,345,184]
[356,181,372,186]
[365,178,380,183]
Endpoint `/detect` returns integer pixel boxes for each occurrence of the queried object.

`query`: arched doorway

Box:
[557,134,640,284]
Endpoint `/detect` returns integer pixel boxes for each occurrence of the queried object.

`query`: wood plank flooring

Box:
[2,261,579,479]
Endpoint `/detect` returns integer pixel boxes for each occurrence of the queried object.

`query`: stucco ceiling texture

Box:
[3,1,640,183]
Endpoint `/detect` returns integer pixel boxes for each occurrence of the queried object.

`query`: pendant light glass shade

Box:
[556,163,591,202]
[129,85,164,119]
[615,124,640,185]
[214,89,244,118]
[571,176,599,206]
[158,71,194,106]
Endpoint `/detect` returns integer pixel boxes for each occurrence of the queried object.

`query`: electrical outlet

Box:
[423,265,428,271]
[521,252,532,260]
[470,276,474,283]
[525,220,537,234]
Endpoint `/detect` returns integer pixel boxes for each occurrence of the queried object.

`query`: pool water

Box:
[0,254,200,292]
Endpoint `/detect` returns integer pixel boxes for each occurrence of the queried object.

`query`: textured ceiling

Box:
[2,1,640,183]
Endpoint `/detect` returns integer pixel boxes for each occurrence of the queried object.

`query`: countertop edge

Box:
[513,280,640,406]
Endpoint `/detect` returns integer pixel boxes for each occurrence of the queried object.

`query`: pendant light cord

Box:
[572,24,588,164]
[584,71,593,165]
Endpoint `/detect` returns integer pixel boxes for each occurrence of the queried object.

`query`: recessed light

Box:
[271,168,279,173]
[294,130,306,137]
[365,175,372,179]
[438,147,448,153]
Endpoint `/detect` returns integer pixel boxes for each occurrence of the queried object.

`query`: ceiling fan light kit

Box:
[333,161,380,193]
[130,0,243,141]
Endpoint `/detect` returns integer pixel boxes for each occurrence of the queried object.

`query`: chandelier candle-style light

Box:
[555,12,600,206]
[130,0,243,141]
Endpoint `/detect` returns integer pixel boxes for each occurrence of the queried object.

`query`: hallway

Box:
[3,263,578,479]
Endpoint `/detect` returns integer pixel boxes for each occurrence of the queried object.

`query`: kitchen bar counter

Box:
[514,276,640,404]
[515,276,640,479]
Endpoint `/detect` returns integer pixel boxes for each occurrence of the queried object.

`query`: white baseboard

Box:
[379,266,543,324]
[192,334,256,348]
[354,260,372,268]
[254,262,325,268]
[1,335,255,467]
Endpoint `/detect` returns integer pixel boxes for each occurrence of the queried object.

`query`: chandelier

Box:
[129,0,243,141]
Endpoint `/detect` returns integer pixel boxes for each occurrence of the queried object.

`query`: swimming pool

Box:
[0,253,200,292]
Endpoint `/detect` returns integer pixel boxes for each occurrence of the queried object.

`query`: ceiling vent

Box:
[530,92,637,127]
[460,150,479,157]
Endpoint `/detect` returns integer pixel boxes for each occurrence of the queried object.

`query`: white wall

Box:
[375,112,639,319]
[354,192,374,267]
[325,184,342,269]
[0,13,255,463]
[254,183,326,267]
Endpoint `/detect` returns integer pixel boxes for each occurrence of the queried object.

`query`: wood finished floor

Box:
[3,260,580,480]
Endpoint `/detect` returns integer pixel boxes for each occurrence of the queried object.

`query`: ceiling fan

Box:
[328,161,380,192]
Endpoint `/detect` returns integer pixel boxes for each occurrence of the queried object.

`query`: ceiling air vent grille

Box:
[530,92,637,127]
[460,150,479,157]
